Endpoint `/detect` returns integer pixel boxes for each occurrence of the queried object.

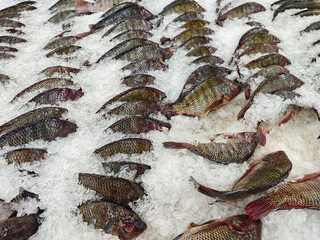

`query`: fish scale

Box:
[114,44,163,62]
[172,11,204,23]
[121,59,168,74]
[110,30,152,42]
[43,36,77,50]
[161,2,205,16]
[105,100,159,116]
[28,88,83,105]
[5,148,47,164]
[172,27,214,45]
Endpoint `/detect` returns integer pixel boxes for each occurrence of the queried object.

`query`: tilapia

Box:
[106,116,171,134]
[163,132,260,164]
[79,201,146,240]
[121,74,155,87]
[160,1,205,16]
[121,59,168,74]
[273,2,320,20]
[246,172,320,220]
[301,21,320,33]
[105,100,159,117]
[180,19,210,29]
[191,55,225,65]
[97,87,166,113]
[102,162,151,179]
[28,88,84,105]
[45,45,81,57]
[172,11,204,23]
[186,46,217,57]
[172,27,214,45]
[49,0,74,14]
[11,78,74,102]
[110,30,152,42]
[78,173,144,205]
[0,36,26,45]
[0,13,22,20]
[0,19,25,28]
[0,46,18,52]
[245,54,291,70]
[0,118,77,148]
[5,148,47,165]
[192,151,292,200]
[0,52,15,59]
[39,66,80,78]
[0,5,36,15]
[178,36,212,51]
[235,33,280,53]
[0,73,10,84]
[100,2,138,18]
[43,36,77,50]
[238,44,279,59]
[94,138,152,159]
[174,215,261,240]
[48,10,93,24]
[0,107,68,137]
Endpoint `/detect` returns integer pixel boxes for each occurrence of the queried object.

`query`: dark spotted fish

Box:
[110,30,152,42]
[48,10,93,24]
[121,59,168,74]
[43,36,77,50]
[28,88,84,105]
[121,74,155,87]
[186,46,217,57]
[246,172,320,220]
[97,87,166,113]
[94,138,152,159]
[106,116,171,134]
[179,36,212,51]
[45,45,81,57]
[238,43,279,59]
[164,132,260,164]
[160,1,205,16]
[172,27,214,45]
[11,78,74,102]
[244,54,291,69]
[180,19,210,29]
[5,148,47,165]
[105,100,159,117]
[172,11,204,23]
[191,55,224,65]
[0,19,25,29]
[0,73,10,83]
[0,36,26,45]
[0,118,77,148]
[0,46,18,52]
[192,151,292,201]
[78,173,144,205]
[79,201,147,240]
[174,215,262,240]
[0,107,68,137]
[0,52,15,59]
[102,162,151,179]
[235,33,280,53]
[39,66,80,78]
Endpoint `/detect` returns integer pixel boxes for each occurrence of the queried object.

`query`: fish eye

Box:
[124,224,135,232]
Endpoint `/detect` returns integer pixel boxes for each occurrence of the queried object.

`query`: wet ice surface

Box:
[0,0,320,239]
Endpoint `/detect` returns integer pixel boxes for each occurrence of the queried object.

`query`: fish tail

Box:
[159,103,176,119]
[190,177,223,198]
[237,101,252,120]
[245,196,277,220]
[76,32,90,39]
[257,121,269,146]
[163,142,191,149]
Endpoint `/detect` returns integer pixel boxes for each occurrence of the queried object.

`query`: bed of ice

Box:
[0,0,320,239]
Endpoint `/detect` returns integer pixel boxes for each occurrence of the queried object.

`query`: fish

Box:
[79,201,146,240]
[102,17,153,37]
[0,19,25,28]
[238,28,270,46]
[74,0,133,13]
[217,2,266,26]
[180,19,210,29]
[160,1,205,16]
[105,100,159,117]
[0,13,22,20]
[78,173,145,205]
[48,10,93,24]
[114,44,173,62]
[49,0,74,14]
[0,73,10,83]
[235,33,280,53]
[238,73,304,119]
[11,78,74,102]
[0,5,36,16]
[39,66,80,77]
[121,74,155,87]
[43,36,77,50]
[244,53,291,69]
[5,148,47,165]
[294,9,320,17]
[246,21,263,27]
[100,2,138,18]
[163,132,260,164]
[191,55,225,65]
[110,30,152,42]
[96,38,155,63]
[28,88,84,105]
[246,172,320,220]
[273,2,320,20]
[192,151,292,201]
[102,162,151,179]
[97,87,166,113]
[301,21,320,33]
[94,138,152,159]
[178,36,212,51]
[0,46,18,52]
[186,46,217,57]
[5,29,25,35]
[171,27,214,45]
[172,11,204,23]
[0,52,15,59]
[174,214,262,240]
[0,118,77,148]
[0,107,68,137]
[121,59,168,74]
[0,36,26,45]
[237,43,279,59]
[106,116,171,134]
[45,45,81,57]
[0,211,42,240]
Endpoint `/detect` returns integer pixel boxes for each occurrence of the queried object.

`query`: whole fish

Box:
[301,21,320,33]
[102,17,153,37]
[0,36,26,45]
[11,78,74,102]
[5,29,25,35]
[97,87,166,113]
[180,19,210,29]
[160,0,196,15]
[238,73,304,119]
[186,46,217,57]
[5,148,47,165]
[106,116,171,134]
[245,53,291,69]
[45,45,81,57]
[178,36,212,51]
[160,1,205,16]
[0,13,22,20]
[48,10,93,24]
[191,55,225,65]
[239,28,269,47]
[78,173,144,205]
[238,44,279,59]
[294,9,320,17]
[94,138,152,159]
[39,66,80,77]
[172,11,204,23]
[235,33,280,53]
[0,107,68,137]
[121,74,155,87]
[192,151,292,200]
[0,73,10,83]
[273,2,320,20]
[102,162,151,179]
[0,5,36,15]
[0,52,15,59]
[163,132,260,164]
[0,46,18,52]
[0,118,77,148]
[172,27,214,45]
[174,215,262,240]
[0,19,25,28]
[246,172,320,220]
[105,100,159,117]
[43,36,77,50]
[79,201,147,240]
[28,88,84,105]
[100,2,137,18]
[49,0,74,14]
[122,59,168,74]
[110,30,152,42]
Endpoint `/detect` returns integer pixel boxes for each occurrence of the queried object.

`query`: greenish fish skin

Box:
[172,27,214,45]
[110,30,152,42]
[238,43,279,59]
[178,36,212,51]
[5,148,47,165]
[0,5,36,16]
[43,36,77,50]
[102,161,151,179]
[191,55,225,65]
[238,27,269,49]
[45,45,81,57]
[244,53,291,69]
[186,46,217,57]
[160,1,205,16]
[121,74,155,88]
[49,0,74,14]
[122,59,168,74]
[236,33,280,53]
[180,19,210,29]
[39,66,80,78]
[172,11,204,23]
[105,100,159,117]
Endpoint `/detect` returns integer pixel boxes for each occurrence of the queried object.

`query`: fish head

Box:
[223,79,242,99]
[118,218,147,240]
[228,215,262,237]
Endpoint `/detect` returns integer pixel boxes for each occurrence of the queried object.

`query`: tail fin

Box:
[163,142,191,149]
[237,101,252,120]
[257,121,269,146]
[245,196,277,220]
[76,32,90,39]
[190,177,223,199]
[159,102,176,119]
